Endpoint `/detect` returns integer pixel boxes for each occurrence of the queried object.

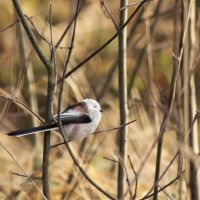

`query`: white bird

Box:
[8,99,102,141]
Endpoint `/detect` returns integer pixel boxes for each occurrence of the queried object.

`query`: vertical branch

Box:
[182,0,192,199]
[62,0,148,81]
[42,5,56,199]
[11,1,56,198]
[56,1,115,199]
[11,0,52,70]
[182,0,189,163]
[188,0,200,199]
[117,0,128,199]
[11,1,56,199]
[173,0,184,199]
[189,78,200,200]
[42,68,55,199]
[97,9,144,102]
[181,2,200,197]
[153,1,192,199]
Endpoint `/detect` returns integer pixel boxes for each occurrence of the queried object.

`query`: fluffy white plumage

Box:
[8,99,102,141]
[62,99,102,140]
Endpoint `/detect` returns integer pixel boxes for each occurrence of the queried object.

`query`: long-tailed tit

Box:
[8,99,102,141]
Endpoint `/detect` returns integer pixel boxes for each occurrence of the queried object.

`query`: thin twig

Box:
[100,0,118,30]
[128,155,138,199]
[54,0,85,50]
[0,19,20,33]
[42,4,57,198]
[49,4,57,76]
[120,0,144,11]
[64,136,108,199]
[0,17,33,33]
[117,155,133,199]
[57,0,80,137]
[144,111,199,199]
[60,0,149,82]
[50,119,137,148]
[153,1,192,199]
[0,141,46,199]
[140,171,185,200]
[0,93,44,124]
[97,5,145,102]
[12,0,52,70]
[25,15,51,47]
[103,156,118,163]
[55,1,116,198]
[145,152,179,199]
[10,172,42,180]
[95,119,137,134]
[65,143,116,200]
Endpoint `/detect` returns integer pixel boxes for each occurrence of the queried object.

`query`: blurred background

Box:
[0,0,199,199]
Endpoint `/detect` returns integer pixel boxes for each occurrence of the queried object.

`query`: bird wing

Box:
[58,113,92,124]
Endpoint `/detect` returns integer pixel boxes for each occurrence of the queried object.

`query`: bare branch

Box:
[0,93,44,124]
[64,143,116,200]
[117,0,128,198]
[140,171,185,200]
[95,119,137,134]
[0,17,32,33]
[12,0,52,70]
[54,1,85,50]
[145,152,179,199]
[54,1,116,198]
[25,15,51,47]
[144,111,199,199]
[50,119,137,148]
[60,0,148,82]
[128,155,138,199]
[10,172,42,180]
[120,0,145,11]
[153,1,193,198]
[117,155,133,198]
[100,0,118,30]
[42,4,57,199]
[0,141,46,199]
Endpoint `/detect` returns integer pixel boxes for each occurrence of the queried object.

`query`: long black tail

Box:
[7,123,58,137]
[7,114,92,137]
